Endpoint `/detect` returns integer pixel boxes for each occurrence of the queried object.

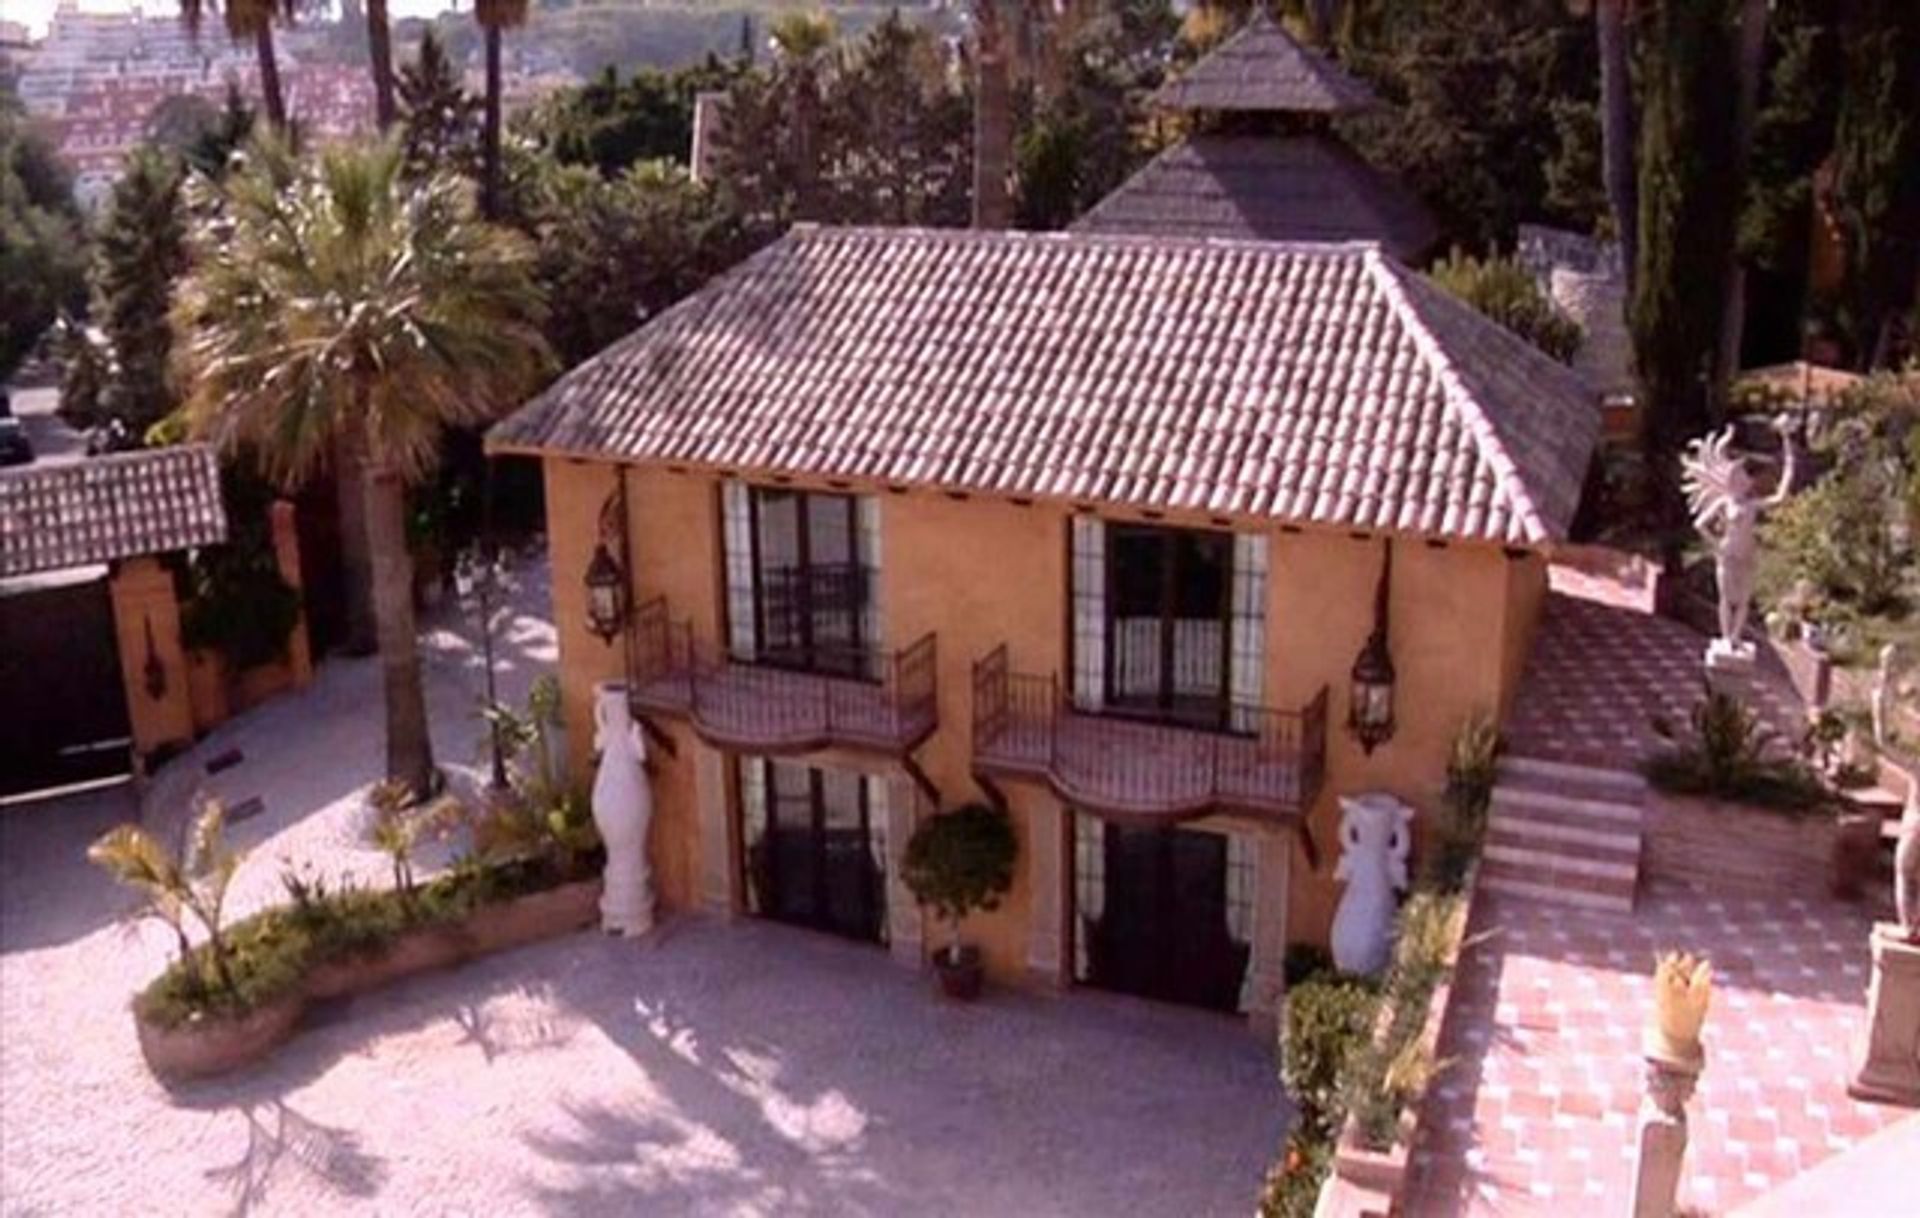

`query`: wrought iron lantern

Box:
[583,541,627,645]
[1349,541,1396,754]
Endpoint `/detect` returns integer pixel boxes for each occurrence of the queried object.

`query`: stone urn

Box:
[591,681,655,938]
[1330,793,1412,977]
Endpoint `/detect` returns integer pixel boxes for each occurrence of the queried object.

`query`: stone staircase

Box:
[1480,755,1646,913]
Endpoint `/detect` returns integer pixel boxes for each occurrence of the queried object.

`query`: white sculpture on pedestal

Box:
[591,681,654,937]
[1330,793,1413,977]
[1681,421,1795,668]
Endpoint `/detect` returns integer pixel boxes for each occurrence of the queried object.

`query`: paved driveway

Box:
[1,788,1283,1216]
[0,557,1287,1216]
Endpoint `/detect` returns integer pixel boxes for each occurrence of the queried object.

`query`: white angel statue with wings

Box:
[1680,419,1796,654]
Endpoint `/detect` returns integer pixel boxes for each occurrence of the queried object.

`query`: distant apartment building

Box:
[16,1,374,205]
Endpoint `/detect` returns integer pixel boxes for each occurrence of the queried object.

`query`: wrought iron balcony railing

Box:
[970,645,1328,822]
[627,598,938,755]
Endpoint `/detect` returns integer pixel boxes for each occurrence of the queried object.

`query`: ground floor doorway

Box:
[738,757,889,945]
[0,572,131,798]
[1073,815,1254,1013]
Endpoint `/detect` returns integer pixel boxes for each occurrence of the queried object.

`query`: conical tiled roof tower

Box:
[1075,13,1436,261]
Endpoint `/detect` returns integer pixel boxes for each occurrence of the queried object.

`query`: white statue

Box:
[1872,644,1899,755]
[1895,774,1919,943]
[1681,421,1796,663]
[1330,793,1413,976]
[591,681,655,937]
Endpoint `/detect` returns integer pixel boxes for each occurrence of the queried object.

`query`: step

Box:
[1482,842,1638,882]
[1499,755,1648,799]
[1481,849,1639,907]
[1478,871,1635,914]
[1489,785,1645,829]
[1486,812,1641,859]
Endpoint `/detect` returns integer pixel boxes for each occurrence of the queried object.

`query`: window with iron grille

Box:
[720,480,882,677]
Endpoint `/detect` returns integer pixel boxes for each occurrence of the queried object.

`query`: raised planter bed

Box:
[1321,861,1482,1215]
[135,879,600,1083]
[1644,792,1842,898]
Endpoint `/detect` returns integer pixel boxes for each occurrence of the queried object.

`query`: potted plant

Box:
[901,802,1016,1000]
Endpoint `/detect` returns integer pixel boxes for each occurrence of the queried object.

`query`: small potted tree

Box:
[902,802,1016,1000]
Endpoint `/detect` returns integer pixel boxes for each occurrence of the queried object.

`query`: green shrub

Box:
[177,463,301,669]
[1762,471,1907,614]
[1340,891,1466,1149]
[1647,685,1832,813]
[1283,943,1335,990]
[1432,712,1500,891]
[902,803,1017,963]
[1281,974,1379,1142]
[1258,1128,1334,1218]
[133,848,593,1029]
[1428,249,1582,364]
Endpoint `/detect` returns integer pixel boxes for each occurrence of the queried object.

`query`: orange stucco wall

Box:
[540,457,1547,977]
[107,556,194,762]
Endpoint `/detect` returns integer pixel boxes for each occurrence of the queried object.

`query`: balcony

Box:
[970,645,1328,823]
[627,598,938,756]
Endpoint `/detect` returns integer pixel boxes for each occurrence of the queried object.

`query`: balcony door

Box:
[1075,818,1252,1013]
[748,488,872,679]
[1105,524,1232,729]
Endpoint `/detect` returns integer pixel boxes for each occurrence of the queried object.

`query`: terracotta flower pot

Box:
[934,945,984,1001]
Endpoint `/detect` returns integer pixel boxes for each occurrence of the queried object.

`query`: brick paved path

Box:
[1506,590,1807,772]
[1405,881,1903,1216]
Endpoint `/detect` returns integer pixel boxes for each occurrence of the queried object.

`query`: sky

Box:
[2,0,456,39]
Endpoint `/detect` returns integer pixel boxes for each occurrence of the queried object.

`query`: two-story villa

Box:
[487,226,1598,1031]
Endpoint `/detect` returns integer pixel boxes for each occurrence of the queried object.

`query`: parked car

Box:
[0,417,33,466]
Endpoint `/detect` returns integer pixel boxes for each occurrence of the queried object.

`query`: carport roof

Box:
[0,445,228,578]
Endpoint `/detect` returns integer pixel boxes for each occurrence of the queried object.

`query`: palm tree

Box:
[475,0,531,219]
[174,140,552,797]
[179,0,291,133]
[366,0,397,129]
[768,10,836,222]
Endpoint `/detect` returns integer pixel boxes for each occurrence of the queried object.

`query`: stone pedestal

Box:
[1847,925,1920,1107]
[1704,639,1758,696]
[1631,1049,1702,1218]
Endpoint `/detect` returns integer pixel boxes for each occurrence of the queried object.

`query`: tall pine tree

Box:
[92,146,188,437]
[1632,0,1742,528]
[398,29,481,179]
[1829,0,1920,368]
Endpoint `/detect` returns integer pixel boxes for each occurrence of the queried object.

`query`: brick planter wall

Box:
[135,879,600,1083]
[1644,793,1839,898]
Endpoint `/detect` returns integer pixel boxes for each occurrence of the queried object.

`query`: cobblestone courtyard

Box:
[0,559,1285,1216]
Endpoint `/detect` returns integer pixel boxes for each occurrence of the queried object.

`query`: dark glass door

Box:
[1105,524,1232,728]
[1084,825,1247,1012]
[744,760,886,944]
[752,489,868,678]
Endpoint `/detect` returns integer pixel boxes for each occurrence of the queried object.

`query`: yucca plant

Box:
[89,800,244,994]
[367,780,465,900]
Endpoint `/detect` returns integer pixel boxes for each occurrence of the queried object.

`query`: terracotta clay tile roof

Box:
[1072,134,1437,262]
[1152,14,1378,115]
[489,226,1600,546]
[0,445,227,578]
